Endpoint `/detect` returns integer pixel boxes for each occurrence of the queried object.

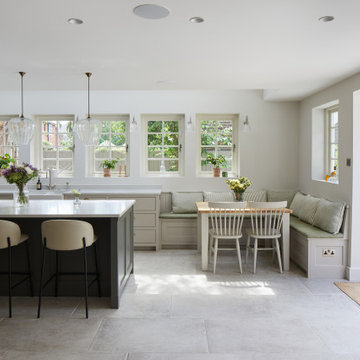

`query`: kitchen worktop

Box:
[0,199,136,217]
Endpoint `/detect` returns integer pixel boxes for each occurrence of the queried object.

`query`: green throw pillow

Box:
[313,199,346,234]
[290,192,307,217]
[298,196,320,224]
[267,189,297,208]
[172,192,204,213]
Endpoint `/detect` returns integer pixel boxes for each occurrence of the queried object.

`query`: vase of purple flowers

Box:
[2,163,38,207]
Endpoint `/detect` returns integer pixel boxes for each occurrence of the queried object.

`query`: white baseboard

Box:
[345,266,360,280]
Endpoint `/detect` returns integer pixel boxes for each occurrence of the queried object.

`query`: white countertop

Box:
[0,200,135,218]
[0,188,161,196]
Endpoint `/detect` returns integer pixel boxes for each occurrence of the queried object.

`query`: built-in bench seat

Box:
[290,215,344,239]
[159,190,349,278]
[160,212,198,219]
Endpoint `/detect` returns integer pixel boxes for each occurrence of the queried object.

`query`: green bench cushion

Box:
[160,212,198,219]
[290,216,344,238]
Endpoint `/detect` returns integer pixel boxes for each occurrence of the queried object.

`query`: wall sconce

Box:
[130,115,138,131]
[242,115,251,132]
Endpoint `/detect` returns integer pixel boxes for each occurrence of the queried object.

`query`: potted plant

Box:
[0,154,14,170]
[1,162,38,207]
[226,176,252,201]
[206,154,227,177]
[100,159,118,177]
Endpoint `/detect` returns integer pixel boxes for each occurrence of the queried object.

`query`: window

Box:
[34,115,74,177]
[196,114,238,176]
[311,100,339,183]
[88,114,129,177]
[0,115,19,163]
[142,114,184,175]
[326,106,339,175]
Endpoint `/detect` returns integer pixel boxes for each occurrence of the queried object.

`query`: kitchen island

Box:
[0,200,135,308]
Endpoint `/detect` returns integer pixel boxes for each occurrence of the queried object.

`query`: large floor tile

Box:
[128,353,254,360]
[91,318,208,353]
[0,317,102,352]
[308,318,360,354]
[171,294,268,319]
[0,296,81,319]
[0,349,126,360]
[205,318,327,354]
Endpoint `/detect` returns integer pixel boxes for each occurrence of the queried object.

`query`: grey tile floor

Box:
[0,250,360,359]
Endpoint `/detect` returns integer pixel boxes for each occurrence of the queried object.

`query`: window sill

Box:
[313,178,339,185]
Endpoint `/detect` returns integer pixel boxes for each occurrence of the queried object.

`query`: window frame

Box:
[142,114,185,177]
[0,115,19,164]
[33,114,75,177]
[87,114,130,177]
[324,105,339,177]
[196,114,239,177]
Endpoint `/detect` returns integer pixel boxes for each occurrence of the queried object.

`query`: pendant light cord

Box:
[19,72,25,119]
[86,72,92,119]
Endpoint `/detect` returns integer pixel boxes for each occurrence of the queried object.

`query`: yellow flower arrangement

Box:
[226,176,251,197]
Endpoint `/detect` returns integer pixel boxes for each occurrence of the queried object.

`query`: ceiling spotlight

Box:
[190,17,204,23]
[133,4,170,19]
[318,16,334,22]
[67,18,83,25]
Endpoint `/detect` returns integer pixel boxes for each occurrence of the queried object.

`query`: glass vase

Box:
[73,195,81,206]
[14,184,29,207]
[235,192,243,201]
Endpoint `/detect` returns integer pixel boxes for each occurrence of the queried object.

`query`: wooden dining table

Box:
[196,202,292,271]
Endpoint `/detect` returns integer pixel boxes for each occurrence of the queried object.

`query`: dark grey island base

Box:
[0,200,135,308]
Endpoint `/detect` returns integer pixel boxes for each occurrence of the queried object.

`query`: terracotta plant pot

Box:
[104,168,111,177]
[213,168,221,177]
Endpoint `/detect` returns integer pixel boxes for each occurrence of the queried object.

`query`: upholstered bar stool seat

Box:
[0,220,33,317]
[38,220,101,319]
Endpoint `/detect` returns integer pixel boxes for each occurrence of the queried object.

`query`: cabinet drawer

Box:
[134,213,156,227]
[134,197,156,211]
[134,229,156,244]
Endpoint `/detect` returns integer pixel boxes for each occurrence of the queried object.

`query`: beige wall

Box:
[299,72,360,279]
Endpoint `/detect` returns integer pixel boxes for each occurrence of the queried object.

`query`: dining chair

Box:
[38,219,101,319]
[0,220,33,317]
[208,201,247,273]
[245,201,287,273]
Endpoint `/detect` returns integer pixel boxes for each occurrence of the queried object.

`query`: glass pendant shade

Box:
[7,116,35,145]
[74,72,102,146]
[7,72,35,145]
[74,116,102,146]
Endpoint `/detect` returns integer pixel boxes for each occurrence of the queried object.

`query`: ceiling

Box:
[1,0,360,100]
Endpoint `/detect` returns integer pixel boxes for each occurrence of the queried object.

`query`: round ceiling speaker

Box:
[133,4,170,20]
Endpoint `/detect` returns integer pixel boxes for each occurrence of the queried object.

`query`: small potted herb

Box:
[100,159,118,177]
[206,154,227,177]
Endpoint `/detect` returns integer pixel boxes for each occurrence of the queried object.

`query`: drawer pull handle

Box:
[133,232,136,236]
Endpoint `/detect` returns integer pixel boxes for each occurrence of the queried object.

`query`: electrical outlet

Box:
[322,248,336,257]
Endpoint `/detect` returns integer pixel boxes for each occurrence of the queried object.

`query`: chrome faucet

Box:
[46,168,57,190]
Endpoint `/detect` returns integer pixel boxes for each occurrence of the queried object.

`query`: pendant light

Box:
[7,72,35,145]
[74,72,102,146]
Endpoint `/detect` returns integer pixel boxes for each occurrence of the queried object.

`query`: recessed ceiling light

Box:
[67,18,83,25]
[318,16,334,22]
[189,17,204,23]
[133,4,170,20]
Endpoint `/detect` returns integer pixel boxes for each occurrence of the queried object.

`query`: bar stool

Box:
[37,219,101,319]
[0,220,33,318]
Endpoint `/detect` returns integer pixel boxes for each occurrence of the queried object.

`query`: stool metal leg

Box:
[25,240,33,297]
[37,239,47,319]
[82,238,88,319]
[94,243,101,297]
[7,238,12,318]
[55,251,59,297]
